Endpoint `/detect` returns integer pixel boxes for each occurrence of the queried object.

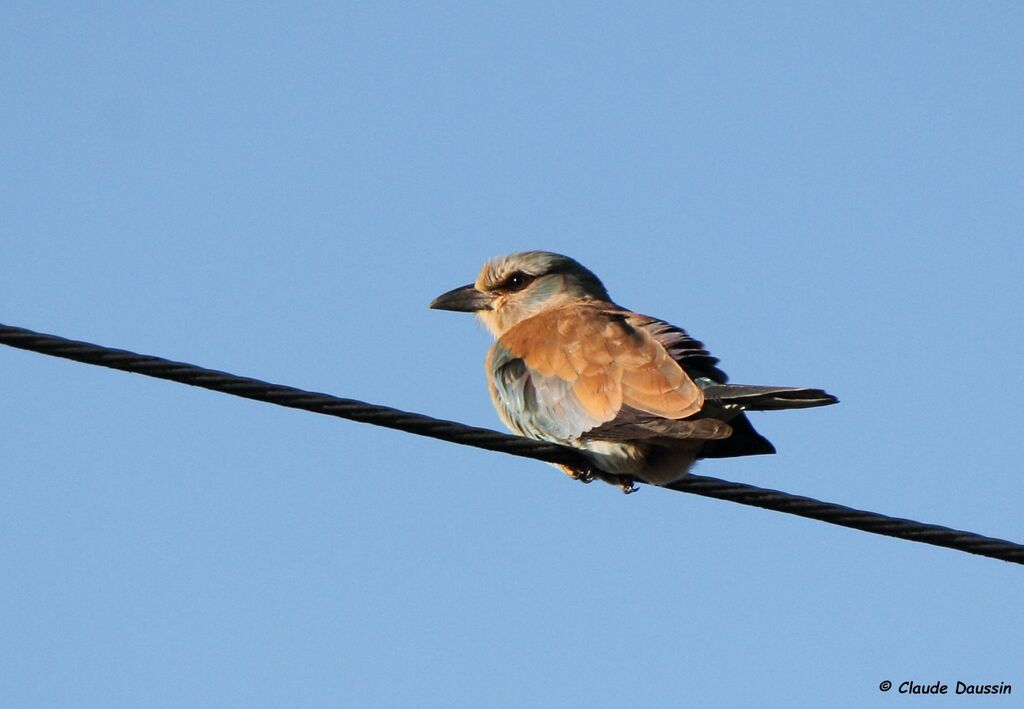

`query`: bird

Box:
[430,251,837,493]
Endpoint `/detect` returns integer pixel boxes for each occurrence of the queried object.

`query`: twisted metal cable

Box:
[2,322,1022,565]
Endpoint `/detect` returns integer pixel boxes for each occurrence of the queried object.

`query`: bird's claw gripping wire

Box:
[559,464,595,484]
[560,464,637,494]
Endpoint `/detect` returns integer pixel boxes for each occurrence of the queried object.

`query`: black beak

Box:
[429,283,493,312]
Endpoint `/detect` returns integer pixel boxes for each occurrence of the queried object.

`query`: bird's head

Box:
[430,251,611,337]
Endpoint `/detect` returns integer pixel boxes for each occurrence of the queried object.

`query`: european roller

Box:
[430,251,837,493]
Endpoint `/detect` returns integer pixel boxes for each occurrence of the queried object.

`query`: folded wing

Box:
[487,303,727,445]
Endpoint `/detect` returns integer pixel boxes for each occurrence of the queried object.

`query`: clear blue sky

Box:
[2,3,1022,707]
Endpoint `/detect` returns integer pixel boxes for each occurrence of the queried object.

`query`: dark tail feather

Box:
[698,412,775,459]
[700,384,839,411]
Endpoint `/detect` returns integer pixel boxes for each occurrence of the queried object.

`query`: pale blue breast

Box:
[486,342,605,445]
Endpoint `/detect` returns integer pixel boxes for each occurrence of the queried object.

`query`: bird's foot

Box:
[619,477,639,495]
[558,464,595,484]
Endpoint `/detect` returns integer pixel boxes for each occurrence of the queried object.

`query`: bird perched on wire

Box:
[430,251,837,493]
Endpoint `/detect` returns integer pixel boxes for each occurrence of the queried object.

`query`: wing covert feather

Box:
[490,304,705,442]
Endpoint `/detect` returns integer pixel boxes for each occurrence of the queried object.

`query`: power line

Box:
[2,322,1021,565]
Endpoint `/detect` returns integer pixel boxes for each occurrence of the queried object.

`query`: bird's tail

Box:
[700,383,838,411]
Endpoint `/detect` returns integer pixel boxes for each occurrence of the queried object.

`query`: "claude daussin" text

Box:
[898,680,1011,695]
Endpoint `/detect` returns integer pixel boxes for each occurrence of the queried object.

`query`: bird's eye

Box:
[504,271,532,291]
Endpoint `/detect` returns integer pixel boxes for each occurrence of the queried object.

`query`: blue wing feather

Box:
[487,343,606,443]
